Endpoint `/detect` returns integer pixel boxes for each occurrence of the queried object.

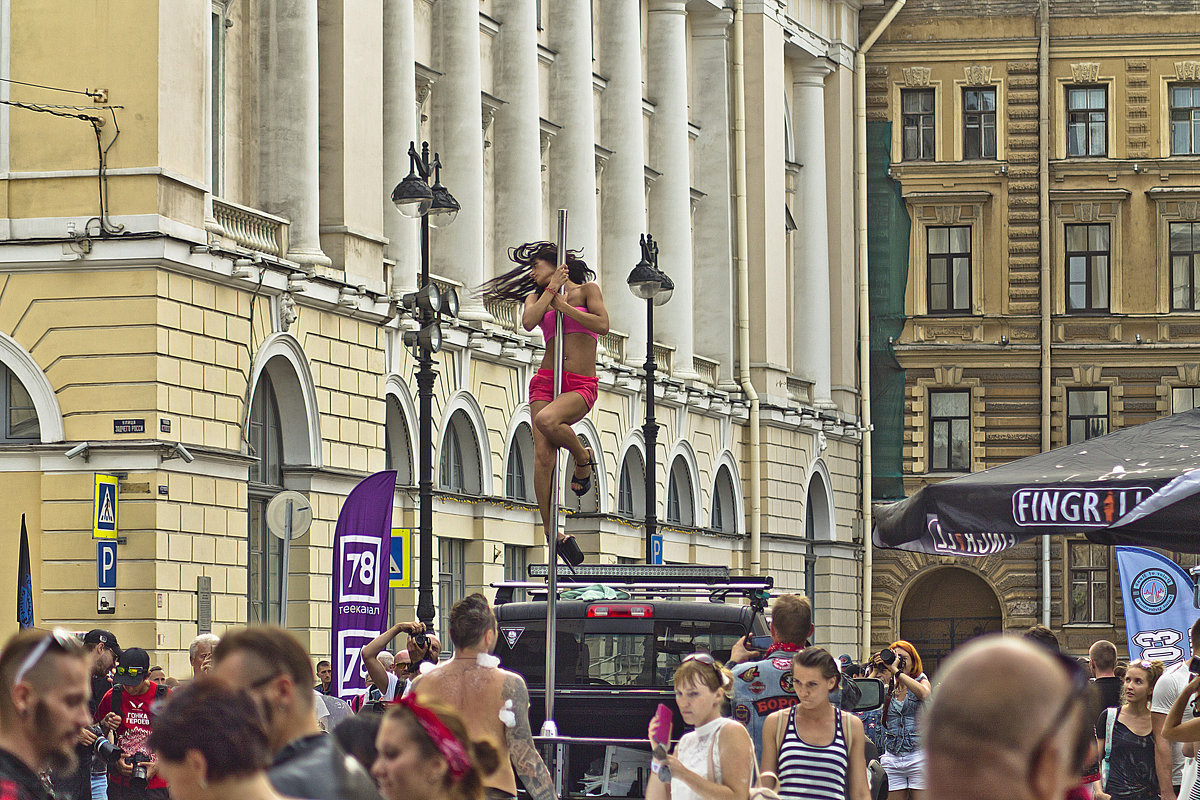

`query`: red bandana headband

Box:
[397,695,472,781]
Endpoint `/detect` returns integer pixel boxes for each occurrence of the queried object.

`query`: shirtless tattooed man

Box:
[409,594,556,800]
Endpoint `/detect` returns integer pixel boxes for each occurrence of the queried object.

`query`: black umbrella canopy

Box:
[873,408,1200,556]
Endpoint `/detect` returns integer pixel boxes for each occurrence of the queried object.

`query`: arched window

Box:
[1,364,39,441]
[385,395,414,487]
[439,411,482,495]
[505,422,534,502]
[248,373,284,624]
[711,465,738,534]
[564,434,597,513]
[665,456,694,527]
[617,448,645,518]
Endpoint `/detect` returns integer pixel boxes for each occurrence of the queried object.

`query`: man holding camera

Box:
[93,648,169,800]
[0,629,93,800]
[360,619,439,704]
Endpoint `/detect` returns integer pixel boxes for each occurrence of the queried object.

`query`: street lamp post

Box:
[627,234,673,564]
[391,141,460,628]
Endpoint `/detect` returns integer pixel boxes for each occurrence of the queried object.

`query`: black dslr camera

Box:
[128,752,152,789]
[86,724,122,765]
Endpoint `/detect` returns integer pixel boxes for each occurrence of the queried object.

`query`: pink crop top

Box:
[540,306,599,341]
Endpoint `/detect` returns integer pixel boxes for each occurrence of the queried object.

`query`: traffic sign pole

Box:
[280,500,292,628]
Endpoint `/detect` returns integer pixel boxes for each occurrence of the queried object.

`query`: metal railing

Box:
[212,197,288,257]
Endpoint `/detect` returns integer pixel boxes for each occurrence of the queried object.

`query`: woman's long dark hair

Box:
[475,241,595,302]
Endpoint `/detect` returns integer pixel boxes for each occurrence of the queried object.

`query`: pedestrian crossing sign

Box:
[389,528,410,588]
[93,474,118,539]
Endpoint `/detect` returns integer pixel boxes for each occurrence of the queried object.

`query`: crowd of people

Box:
[5,595,1200,800]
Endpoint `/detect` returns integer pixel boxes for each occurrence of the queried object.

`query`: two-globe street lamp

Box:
[391,141,460,628]
[626,234,673,564]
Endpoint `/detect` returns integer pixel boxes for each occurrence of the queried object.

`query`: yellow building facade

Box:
[864,0,1200,667]
[0,0,875,671]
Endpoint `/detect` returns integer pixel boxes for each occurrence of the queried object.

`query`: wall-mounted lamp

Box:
[1000,334,1009,345]
[1136,333,1143,344]
[999,164,1009,175]
[1133,163,1142,173]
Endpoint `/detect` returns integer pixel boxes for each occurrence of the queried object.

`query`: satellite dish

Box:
[266,491,313,541]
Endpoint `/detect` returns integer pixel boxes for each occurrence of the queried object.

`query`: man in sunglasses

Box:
[211,625,379,800]
[923,635,1093,800]
[93,647,169,800]
[0,629,93,800]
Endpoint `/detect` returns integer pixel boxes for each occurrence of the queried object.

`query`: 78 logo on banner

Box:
[338,535,385,605]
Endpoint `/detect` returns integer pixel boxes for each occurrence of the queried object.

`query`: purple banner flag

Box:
[331,471,397,701]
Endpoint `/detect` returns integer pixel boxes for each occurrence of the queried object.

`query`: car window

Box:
[497,619,748,687]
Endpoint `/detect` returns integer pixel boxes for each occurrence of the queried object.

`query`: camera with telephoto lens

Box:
[86,725,122,765]
[875,649,896,667]
[128,752,152,789]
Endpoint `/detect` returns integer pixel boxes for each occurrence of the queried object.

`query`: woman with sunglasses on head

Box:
[648,653,754,800]
[1093,659,1163,800]
[372,695,498,800]
[871,640,931,800]
[759,647,869,800]
[478,242,610,567]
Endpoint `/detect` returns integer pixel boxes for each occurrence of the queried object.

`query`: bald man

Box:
[924,636,1092,800]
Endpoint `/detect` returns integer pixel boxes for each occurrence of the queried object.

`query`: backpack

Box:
[1101,706,1119,788]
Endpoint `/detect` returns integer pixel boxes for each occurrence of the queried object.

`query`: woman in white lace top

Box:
[647,653,755,800]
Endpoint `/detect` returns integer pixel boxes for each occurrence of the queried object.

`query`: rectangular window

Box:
[1067,86,1107,157]
[1065,223,1110,313]
[1068,541,1110,623]
[504,546,528,602]
[1170,84,1200,156]
[1067,389,1108,444]
[1173,387,1200,413]
[1171,222,1200,312]
[902,89,935,161]
[438,538,465,652]
[963,88,997,159]
[248,498,283,624]
[927,226,972,313]
[930,391,971,471]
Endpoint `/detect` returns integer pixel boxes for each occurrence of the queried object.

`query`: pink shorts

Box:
[529,369,599,409]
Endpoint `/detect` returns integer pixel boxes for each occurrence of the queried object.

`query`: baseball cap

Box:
[83,629,121,658]
[114,647,150,686]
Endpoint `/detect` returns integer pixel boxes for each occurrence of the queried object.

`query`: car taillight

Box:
[587,604,654,618]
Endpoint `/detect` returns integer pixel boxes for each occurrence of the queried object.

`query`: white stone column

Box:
[383,0,418,294]
[259,0,330,269]
[792,60,834,407]
[598,0,646,362]
[492,0,542,264]
[547,0,597,264]
[690,9,736,385]
[646,0,698,381]
[432,0,489,319]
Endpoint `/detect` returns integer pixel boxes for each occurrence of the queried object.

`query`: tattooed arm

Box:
[503,673,557,800]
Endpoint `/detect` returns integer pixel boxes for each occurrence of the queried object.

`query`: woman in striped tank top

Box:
[760,647,870,800]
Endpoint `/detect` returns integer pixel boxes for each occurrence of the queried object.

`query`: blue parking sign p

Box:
[651,534,663,565]
[97,541,116,589]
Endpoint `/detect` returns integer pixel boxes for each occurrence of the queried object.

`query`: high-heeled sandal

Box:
[570,449,595,497]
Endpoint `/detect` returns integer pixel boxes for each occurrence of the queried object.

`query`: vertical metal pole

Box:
[644,300,657,563]
[280,501,293,628]
[416,147,436,627]
[542,209,568,736]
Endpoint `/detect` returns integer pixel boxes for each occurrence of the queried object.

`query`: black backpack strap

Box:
[110,685,123,733]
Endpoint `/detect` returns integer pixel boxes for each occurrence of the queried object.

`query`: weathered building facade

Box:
[0,0,874,671]
[865,0,1200,668]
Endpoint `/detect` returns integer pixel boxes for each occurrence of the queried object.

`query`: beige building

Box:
[864,0,1200,668]
[0,0,873,672]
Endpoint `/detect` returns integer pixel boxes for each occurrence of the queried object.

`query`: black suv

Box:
[493,565,772,797]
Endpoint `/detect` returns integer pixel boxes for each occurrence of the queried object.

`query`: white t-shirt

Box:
[380,671,413,702]
[1151,660,1195,787]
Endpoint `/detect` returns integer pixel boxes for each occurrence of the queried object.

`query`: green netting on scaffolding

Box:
[867,121,909,501]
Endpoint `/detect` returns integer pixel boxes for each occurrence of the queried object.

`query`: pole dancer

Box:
[477,239,609,566]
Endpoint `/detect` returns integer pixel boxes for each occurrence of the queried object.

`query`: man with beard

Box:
[0,629,93,800]
[211,625,379,800]
[54,629,121,800]
[93,648,169,800]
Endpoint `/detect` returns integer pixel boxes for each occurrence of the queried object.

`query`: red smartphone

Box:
[651,703,673,745]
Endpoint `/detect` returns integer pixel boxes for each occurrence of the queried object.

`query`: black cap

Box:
[83,629,121,658]
[114,647,150,686]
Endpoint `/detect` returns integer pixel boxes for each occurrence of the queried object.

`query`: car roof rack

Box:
[492,564,773,607]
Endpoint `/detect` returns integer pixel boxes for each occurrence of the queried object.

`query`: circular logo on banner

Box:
[1131,568,1177,615]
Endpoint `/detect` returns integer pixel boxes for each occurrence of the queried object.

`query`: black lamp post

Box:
[391,141,460,628]
[627,234,673,564]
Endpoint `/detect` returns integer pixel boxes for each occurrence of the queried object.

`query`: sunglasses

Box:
[1028,652,1093,779]
[14,629,83,686]
[116,665,147,677]
[682,653,717,666]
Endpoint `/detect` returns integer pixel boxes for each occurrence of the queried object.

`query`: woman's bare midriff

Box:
[538,333,598,376]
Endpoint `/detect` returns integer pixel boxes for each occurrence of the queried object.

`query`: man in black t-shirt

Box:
[1090,640,1123,709]
[53,629,120,800]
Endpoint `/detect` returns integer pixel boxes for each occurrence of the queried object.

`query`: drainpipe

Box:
[731,0,762,573]
[1039,0,1052,629]
[856,0,905,657]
